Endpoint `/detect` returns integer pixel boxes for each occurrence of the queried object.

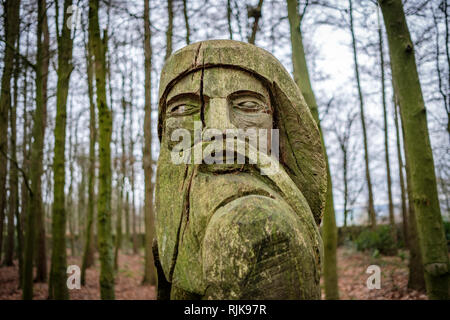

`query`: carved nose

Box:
[206,98,236,130]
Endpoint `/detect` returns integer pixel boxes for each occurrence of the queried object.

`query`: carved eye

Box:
[234,100,268,113]
[168,104,199,116]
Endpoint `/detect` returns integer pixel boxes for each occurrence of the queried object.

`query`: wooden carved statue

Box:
[154,40,327,300]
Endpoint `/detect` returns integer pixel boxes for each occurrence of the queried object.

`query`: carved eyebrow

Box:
[166,93,202,107]
[228,90,268,103]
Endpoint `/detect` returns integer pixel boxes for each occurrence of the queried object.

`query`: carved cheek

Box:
[230,112,273,131]
[165,116,197,150]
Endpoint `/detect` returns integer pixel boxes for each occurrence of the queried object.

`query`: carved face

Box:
[164,67,273,147]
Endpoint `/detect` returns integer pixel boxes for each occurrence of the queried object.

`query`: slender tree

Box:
[4,29,20,267]
[248,0,264,44]
[349,0,376,229]
[23,0,48,299]
[18,32,31,288]
[143,0,156,285]
[183,0,190,45]
[431,7,449,136]
[48,0,74,300]
[125,191,130,249]
[77,155,87,251]
[441,0,450,134]
[377,8,396,244]
[113,163,123,270]
[333,112,357,230]
[114,86,127,270]
[165,0,173,60]
[34,3,50,282]
[0,0,21,263]
[81,16,97,285]
[393,94,408,247]
[287,0,339,299]
[379,0,449,299]
[128,94,138,254]
[227,0,233,39]
[233,0,244,41]
[89,0,115,299]
[66,108,76,256]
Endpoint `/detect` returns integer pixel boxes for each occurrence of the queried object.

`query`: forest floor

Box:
[0,247,427,300]
[0,251,156,300]
[328,246,427,300]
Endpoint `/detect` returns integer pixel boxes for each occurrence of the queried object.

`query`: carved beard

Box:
[155,138,322,299]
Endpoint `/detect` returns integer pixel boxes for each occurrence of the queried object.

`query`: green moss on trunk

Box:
[379,0,449,299]
[81,15,97,285]
[89,0,115,300]
[143,0,157,285]
[0,0,20,264]
[49,0,74,300]
[23,0,46,299]
[286,0,338,300]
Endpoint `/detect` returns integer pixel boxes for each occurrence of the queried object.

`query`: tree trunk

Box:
[125,191,130,250]
[378,11,396,245]
[128,96,138,254]
[35,1,50,283]
[124,86,130,249]
[89,0,115,299]
[287,0,339,300]
[18,32,31,289]
[379,0,449,299]
[165,0,173,60]
[114,96,126,270]
[431,8,449,136]
[342,145,349,229]
[322,166,339,300]
[248,0,264,45]
[49,0,74,300]
[349,0,376,229]
[335,117,352,231]
[227,0,233,39]
[393,94,408,247]
[23,0,47,299]
[81,15,97,285]
[114,176,123,270]
[398,99,426,292]
[4,29,20,267]
[442,0,450,134]
[0,0,21,264]
[66,114,76,257]
[143,0,156,285]
[183,0,190,45]
[406,192,426,292]
[77,158,87,252]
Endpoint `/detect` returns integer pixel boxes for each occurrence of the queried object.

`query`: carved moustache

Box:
[169,121,280,175]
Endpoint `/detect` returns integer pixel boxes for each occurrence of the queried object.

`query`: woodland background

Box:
[0,0,449,300]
